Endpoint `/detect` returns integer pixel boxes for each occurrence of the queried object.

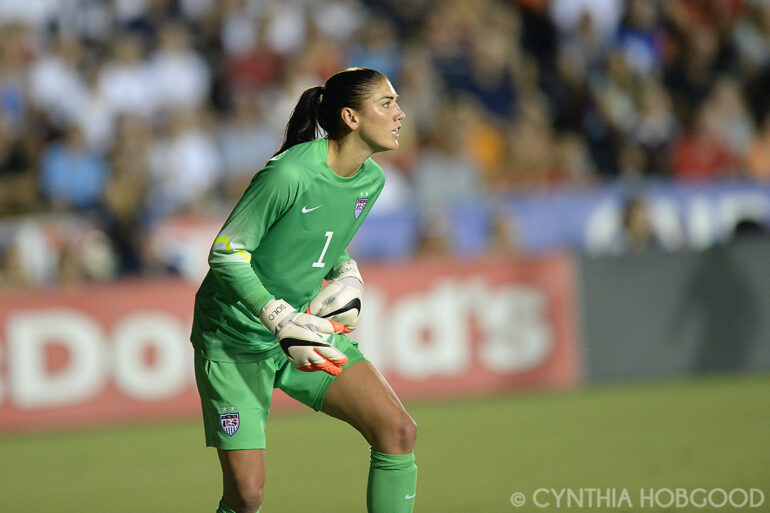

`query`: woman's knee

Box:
[374,411,417,453]
[399,413,418,450]
[218,448,265,513]
[225,480,264,513]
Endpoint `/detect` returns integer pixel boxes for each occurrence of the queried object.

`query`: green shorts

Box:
[193,334,366,450]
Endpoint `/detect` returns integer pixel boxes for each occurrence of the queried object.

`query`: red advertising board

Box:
[0,254,581,433]
[353,254,582,399]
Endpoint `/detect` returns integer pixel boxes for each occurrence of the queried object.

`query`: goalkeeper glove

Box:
[308,259,363,332]
[259,299,348,376]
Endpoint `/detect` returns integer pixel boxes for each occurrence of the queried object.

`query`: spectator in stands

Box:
[0,118,37,216]
[261,56,322,136]
[348,17,403,86]
[74,57,115,152]
[396,44,443,137]
[731,2,770,123]
[311,0,365,45]
[27,30,112,151]
[591,49,638,140]
[40,125,108,211]
[413,101,483,253]
[0,243,32,288]
[633,79,678,176]
[549,0,624,44]
[219,0,260,60]
[27,37,88,130]
[557,11,607,80]
[0,220,59,286]
[0,24,29,132]
[746,112,770,182]
[614,0,664,76]
[149,21,211,112]
[98,32,157,119]
[367,147,414,217]
[423,2,472,90]
[218,86,280,201]
[116,0,180,35]
[262,1,308,56]
[76,228,119,283]
[103,116,152,275]
[56,244,88,285]
[295,34,347,89]
[551,132,596,186]
[617,141,647,180]
[486,211,518,255]
[663,21,725,124]
[456,4,521,119]
[615,195,664,253]
[583,49,639,176]
[670,106,737,181]
[505,96,558,187]
[549,38,595,136]
[464,110,508,188]
[732,1,770,73]
[147,109,223,219]
[707,76,756,164]
[221,2,284,91]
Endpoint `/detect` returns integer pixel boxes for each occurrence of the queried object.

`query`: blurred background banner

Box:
[580,238,770,381]
[0,254,581,433]
[0,279,199,432]
[503,180,770,255]
[352,254,582,397]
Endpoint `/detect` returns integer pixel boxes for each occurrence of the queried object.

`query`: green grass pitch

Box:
[1,374,768,512]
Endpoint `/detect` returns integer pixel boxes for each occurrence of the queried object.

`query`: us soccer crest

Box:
[354,197,368,219]
[220,412,240,436]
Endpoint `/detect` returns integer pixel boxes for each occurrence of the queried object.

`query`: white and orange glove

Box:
[259,299,348,376]
[307,260,363,333]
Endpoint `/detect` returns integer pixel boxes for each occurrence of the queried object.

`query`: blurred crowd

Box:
[1,0,770,287]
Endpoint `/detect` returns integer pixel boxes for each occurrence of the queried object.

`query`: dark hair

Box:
[275,67,386,155]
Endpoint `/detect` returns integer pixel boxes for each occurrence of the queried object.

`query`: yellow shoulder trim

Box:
[214,235,252,263]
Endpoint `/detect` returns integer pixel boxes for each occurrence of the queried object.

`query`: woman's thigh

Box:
[322,360,416,453]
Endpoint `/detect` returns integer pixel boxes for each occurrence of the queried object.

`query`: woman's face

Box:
[354,79,406,153]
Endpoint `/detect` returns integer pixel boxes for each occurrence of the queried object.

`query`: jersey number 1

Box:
[312,231,333,268]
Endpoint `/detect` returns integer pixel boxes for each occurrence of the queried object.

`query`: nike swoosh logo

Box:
[405,494,416,500]
[302,205,321,213]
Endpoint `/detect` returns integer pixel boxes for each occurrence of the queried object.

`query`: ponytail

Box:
[274,68,387,157]
[275,86,324,156]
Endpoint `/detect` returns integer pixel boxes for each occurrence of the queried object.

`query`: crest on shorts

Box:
[354,197,368,219]
[220,412,240,436]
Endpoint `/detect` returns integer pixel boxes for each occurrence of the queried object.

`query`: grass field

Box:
[1,374,768,513]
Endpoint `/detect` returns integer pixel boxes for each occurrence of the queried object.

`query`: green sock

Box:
[217,498,235,513]
[216,498,237,513]
[367,449,418,513]
[216,497,259,513]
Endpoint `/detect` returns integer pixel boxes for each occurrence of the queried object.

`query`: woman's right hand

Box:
[259,299,348,376]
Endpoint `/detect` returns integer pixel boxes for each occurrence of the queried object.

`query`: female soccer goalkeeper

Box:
[190,68,416,513]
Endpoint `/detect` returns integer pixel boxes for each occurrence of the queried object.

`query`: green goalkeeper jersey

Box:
[190,138,385,362]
